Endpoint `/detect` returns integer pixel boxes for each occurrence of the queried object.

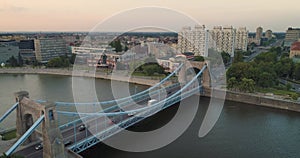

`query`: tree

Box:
[254,52,277,64]
[194,56,205,62]
[47,56,70,68]
[269,46,282,55]
[227,77,238,90]
[6,56,18,67]
[239,78,255,93]
[141,63,165,76]
[293,63,300,80]
[274,57,294,78]
[257,72,275,88]
[233,51,243,63]
[109,40,123,52]
[227,62,252,81]
[221,52,231,65]
[286,83,292,91]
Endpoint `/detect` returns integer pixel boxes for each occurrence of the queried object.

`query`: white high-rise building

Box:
[178,25,248,57]
[177,25,209,56]
[235,27,248,51]
[210,26,236,57]
[177,26,192,54]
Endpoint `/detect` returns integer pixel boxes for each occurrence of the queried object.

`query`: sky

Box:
[0,0,299,32]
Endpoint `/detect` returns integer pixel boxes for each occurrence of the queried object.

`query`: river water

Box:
[0,74,300,157]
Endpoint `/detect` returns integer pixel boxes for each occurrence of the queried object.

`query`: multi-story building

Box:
[235,27,248,51]
[19,40,36,63]
[34,38,67,63]
[265,30,273,40]
[290,41,300,58]
[285,27,300,47]
[72,46,136,67]
[256,27,263,40]
[254,27,263,45]
[177,25,209,57]
[177,26,193,54]
[210,26,236,57]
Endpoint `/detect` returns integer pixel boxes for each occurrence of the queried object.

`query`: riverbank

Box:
[1,67,300,112]
[0,67,160,86]
[203,87,300,112]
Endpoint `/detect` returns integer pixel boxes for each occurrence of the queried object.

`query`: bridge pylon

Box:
[15,91,67,158]
[178,61,210,88]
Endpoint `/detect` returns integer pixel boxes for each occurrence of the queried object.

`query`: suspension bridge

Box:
[0,61,209,158]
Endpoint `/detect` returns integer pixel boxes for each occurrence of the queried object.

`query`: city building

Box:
[72,46,136,67]
[253,26,263,45]
[210,26,236,57]
[235,27,248,51]
[177,25,209,57]
[0,40,19,64]
[34,38,67,63]
[290,41,300,58]
[177,26,193,54]
[19,40,36,63]
[285,27,300,47]
[256,27,263,40]
[265,30,273,40]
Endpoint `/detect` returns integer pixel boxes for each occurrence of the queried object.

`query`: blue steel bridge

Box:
[0,62,208,158]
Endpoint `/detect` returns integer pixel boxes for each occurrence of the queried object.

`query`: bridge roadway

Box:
[15,84,181,158]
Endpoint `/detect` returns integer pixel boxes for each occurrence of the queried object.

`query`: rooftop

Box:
[291,41,300,51]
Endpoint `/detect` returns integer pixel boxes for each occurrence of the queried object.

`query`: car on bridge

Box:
[78,124,86,131]
[148,99,157,106]
[64,140,73,147]
[35,143,43,150]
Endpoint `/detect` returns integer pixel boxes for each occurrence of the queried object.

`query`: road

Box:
[278,78,300,92]
[244,39,283,62]
[15,84,181,157]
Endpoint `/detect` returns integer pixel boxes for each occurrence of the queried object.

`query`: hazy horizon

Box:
[1,0,300,32]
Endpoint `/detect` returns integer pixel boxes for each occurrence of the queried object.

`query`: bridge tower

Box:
[178,61,210,88]
[15,91,66,158]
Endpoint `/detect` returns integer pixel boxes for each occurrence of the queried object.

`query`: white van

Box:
[148,99,157,106]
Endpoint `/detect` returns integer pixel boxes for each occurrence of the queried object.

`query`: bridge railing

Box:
[5,115,45,156]
[57,82,181,130]
[0,102,18,123]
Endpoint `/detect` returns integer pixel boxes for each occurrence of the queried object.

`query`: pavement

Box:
[0,138,17,155]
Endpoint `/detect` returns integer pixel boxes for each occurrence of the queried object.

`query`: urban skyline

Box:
[1,0,300,32]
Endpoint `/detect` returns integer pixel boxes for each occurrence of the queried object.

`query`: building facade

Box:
[19,40,36,63]
[34,38,67,63]
[177,25,209,57]
[285,27,300,47]
[256,27,263,40]
[235,27,248,51]
[265,30,272,40]
[210,26,236,57]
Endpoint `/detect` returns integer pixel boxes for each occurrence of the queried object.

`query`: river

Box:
[0,74,300,157]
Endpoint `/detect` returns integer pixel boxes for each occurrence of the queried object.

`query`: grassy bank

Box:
[1,129,16,141]
[256,87,300,100]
